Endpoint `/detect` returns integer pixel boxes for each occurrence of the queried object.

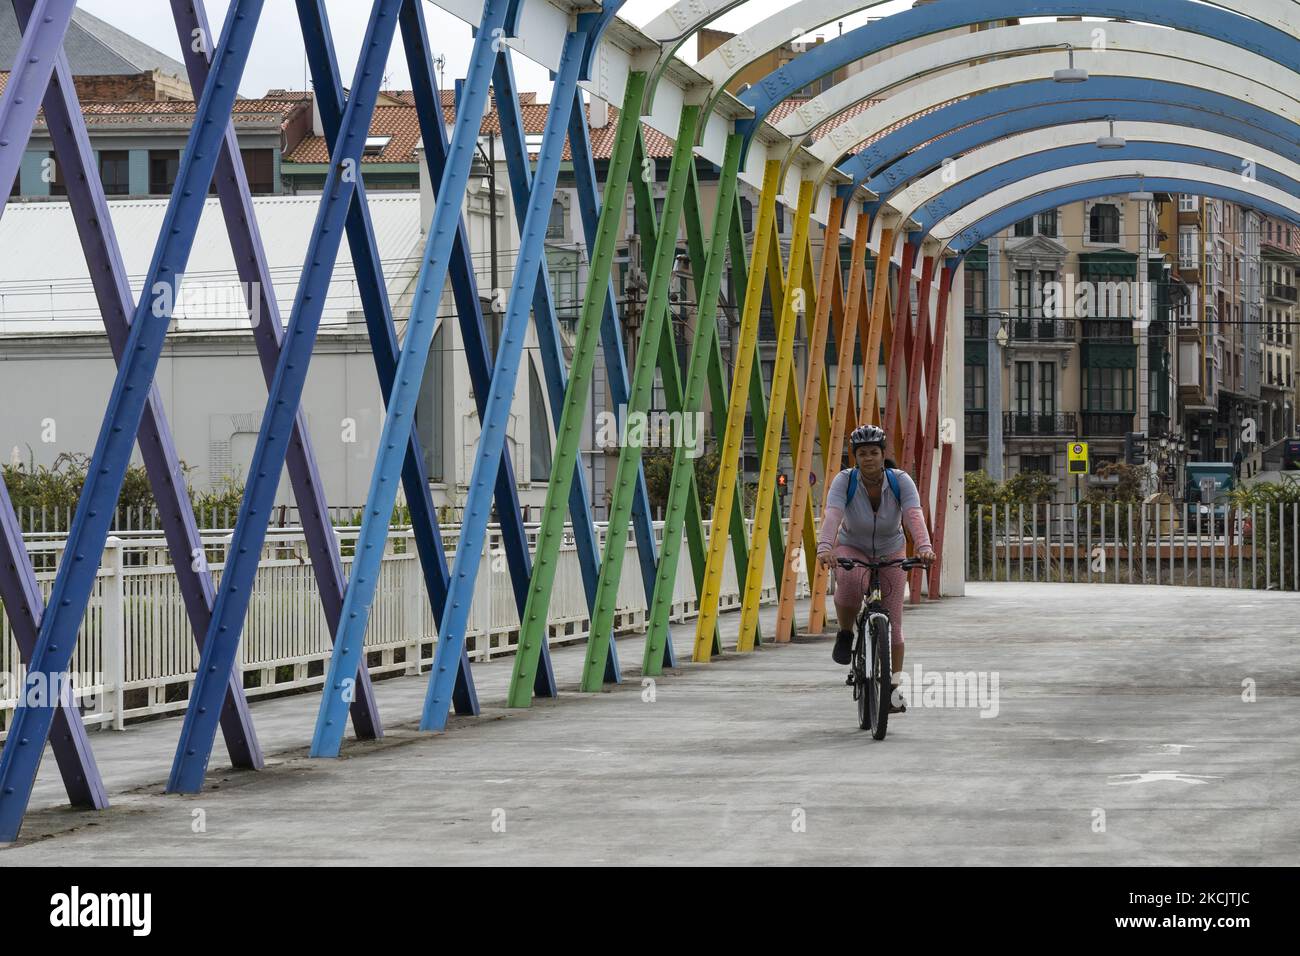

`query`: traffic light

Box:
[1124,431,1147,466]
[777,472,788,496]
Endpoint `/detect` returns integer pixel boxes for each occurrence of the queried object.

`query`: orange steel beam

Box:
[882,240,915,460]
[912,262,954,602]
[902,254,936,474]
[807,214,873,635]
[775,196,844,642]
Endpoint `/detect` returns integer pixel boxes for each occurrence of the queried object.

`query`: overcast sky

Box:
[77,0,918,102]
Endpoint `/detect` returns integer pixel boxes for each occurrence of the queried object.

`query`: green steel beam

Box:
[579,105,700,691]
[641,133,742,673]
[505,72,646,708]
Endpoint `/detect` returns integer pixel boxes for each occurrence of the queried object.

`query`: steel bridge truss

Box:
[2,0,1296,841]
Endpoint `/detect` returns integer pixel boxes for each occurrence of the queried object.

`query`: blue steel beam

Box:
[947,177,1300,254]
[406,2,558,703]
[7,0,266,780]
[911,143,1300,234]
[309,0,521,756]
[299,0,478,715]
[0,476,106,809]
[0,0,265,843]
[736,1,1300,149]
[167,0,403,794]
[490,50,621,682]
[170,0,384,738]
[412,19,595,733]
[0,0,73,198]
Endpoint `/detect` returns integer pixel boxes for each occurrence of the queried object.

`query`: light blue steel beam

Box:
[911,143,1300,234]
[410,16,603,737]
[167,0,403,794]
[0,0,264,843]
[490,50,621,683]
[309,0,521,755]
[948,177,1300,254]
[407,2,561,705]
[300,0,478,715]
[736,0,1300,149]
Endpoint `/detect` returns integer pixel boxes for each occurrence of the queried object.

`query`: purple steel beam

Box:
[0,476,107,808]
[9,0,263,770]
[169,0,381,738]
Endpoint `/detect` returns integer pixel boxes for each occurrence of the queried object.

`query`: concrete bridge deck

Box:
[3,583,1296,865]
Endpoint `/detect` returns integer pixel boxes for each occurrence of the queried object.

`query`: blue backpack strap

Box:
[847,468,900,505]
[886,468,901,503]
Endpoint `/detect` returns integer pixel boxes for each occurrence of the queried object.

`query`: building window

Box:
[419,324,446,482]
[1038,209,1058,237]
[1038,362,1056,414]
[1179,195,1199,212]
[1020,454,1052,475]
[1014,269,1033,317]
[965,363,986,410]
[528,360,552,481]
[547,199,566,240]
[149,150,180,194]
[1015,362,1033,414]
[1179,226,1198,269]
[1013,217,1033,238]
[99,151,130,195]
[965,453,983,473]
[1089,203,1120,244]
[964,267,986,315]
[1085,366,1135,411]
[240,148,274,194]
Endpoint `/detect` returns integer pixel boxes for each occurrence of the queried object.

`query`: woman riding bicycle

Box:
[816,425,935,698]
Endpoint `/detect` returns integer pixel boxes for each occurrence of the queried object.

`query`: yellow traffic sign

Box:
[1067,441,1089,474]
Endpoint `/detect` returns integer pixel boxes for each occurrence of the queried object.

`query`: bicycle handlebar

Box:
[834,556,925,571]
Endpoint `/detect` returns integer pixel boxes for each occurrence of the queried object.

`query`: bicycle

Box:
[836,556,923,739]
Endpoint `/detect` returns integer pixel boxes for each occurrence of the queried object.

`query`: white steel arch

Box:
[692,0,1299,95]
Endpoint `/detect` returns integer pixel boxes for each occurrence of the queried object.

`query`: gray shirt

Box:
[824,467,921,557]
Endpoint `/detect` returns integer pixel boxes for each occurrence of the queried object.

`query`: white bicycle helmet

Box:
[849,424,887,451]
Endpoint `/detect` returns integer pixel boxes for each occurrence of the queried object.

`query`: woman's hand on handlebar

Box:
[816,550,836,570]
[916,546,936,566]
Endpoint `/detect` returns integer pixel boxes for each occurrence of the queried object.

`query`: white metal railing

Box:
[968,500,1300,590]
[1,520,809,735]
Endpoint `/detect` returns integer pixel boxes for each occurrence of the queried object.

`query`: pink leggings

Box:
[831,543,907,647]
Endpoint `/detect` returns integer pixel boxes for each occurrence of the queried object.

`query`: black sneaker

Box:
[832,629,854,665]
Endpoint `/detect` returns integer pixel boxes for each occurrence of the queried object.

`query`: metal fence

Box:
[967,501,1300,591]
[1,519,808,735]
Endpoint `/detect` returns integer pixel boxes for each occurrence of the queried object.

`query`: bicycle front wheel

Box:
[867,613,892,740]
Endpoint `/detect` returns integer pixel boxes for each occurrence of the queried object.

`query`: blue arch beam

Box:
[737,0,1300,150]
[844,78,1300,190]
[910,143,1300,234]
[945,177,1300,254]
[865,103,1300,218]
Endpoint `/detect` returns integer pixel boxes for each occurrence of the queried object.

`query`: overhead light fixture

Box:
[1130,173,1154,202]
[1097,117,1126,150]
[1053,43,1088,83]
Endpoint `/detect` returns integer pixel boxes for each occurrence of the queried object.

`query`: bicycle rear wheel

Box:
[867,613,891,739]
